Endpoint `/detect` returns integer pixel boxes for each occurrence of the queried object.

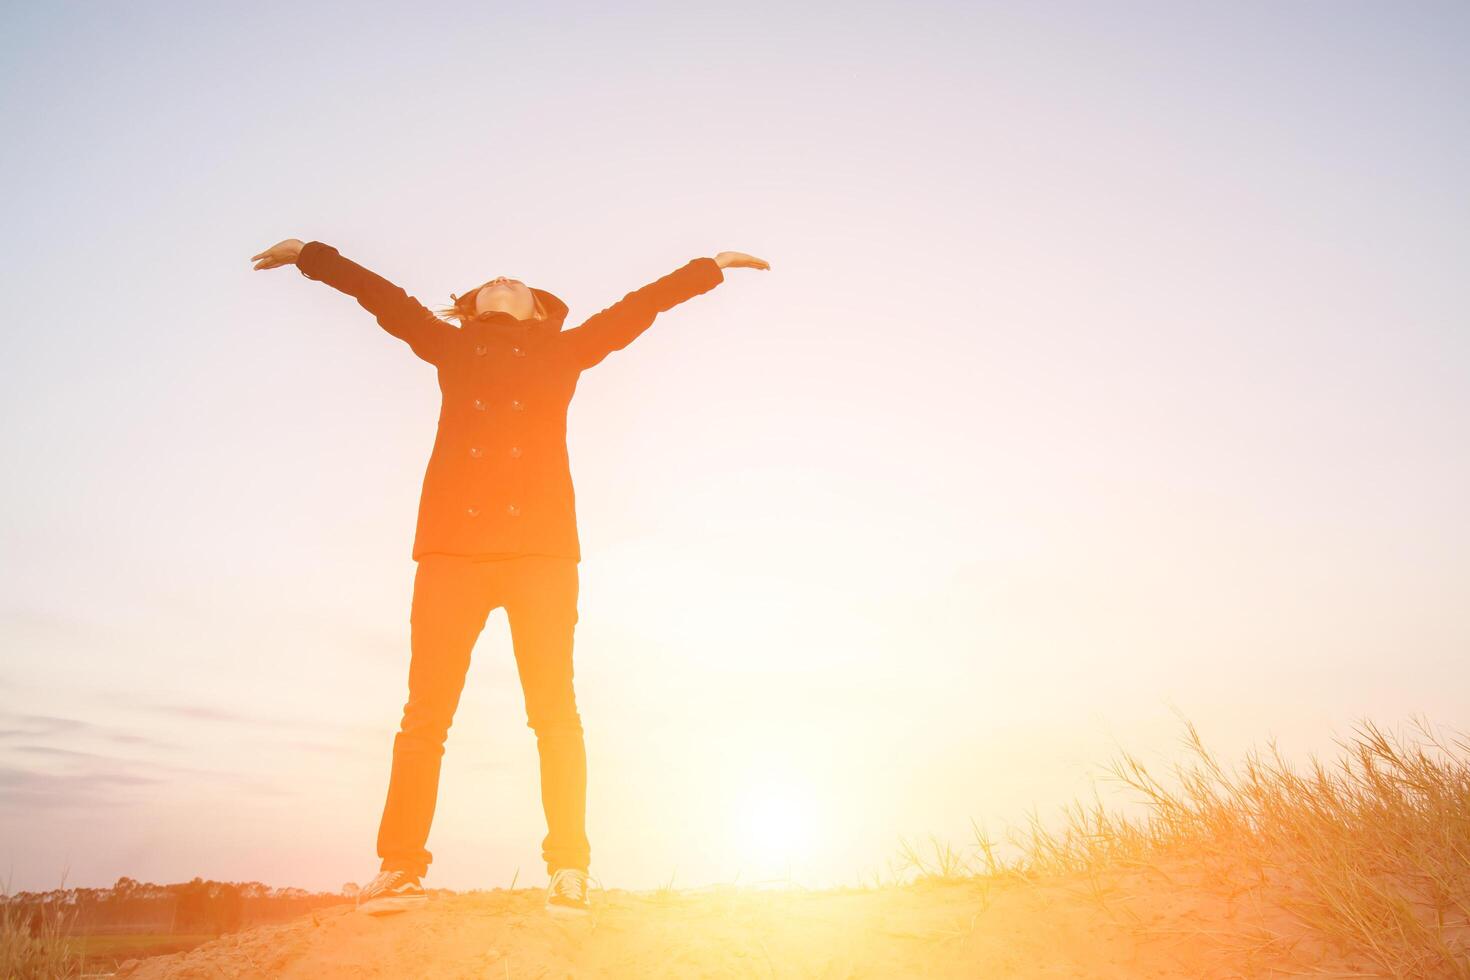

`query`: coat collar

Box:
[467,286,569,339]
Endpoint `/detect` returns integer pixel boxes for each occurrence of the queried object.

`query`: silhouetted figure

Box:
[252,237,768,916]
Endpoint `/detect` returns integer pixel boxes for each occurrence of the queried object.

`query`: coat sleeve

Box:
[296,241,454,366]
[559,257,724,371]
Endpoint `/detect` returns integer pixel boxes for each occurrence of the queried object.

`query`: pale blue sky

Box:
[2,1,1467,893]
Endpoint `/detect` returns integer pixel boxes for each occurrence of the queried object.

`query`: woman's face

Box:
[474,277,537,320]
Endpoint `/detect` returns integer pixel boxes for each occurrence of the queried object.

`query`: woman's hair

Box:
[436,283,547,327]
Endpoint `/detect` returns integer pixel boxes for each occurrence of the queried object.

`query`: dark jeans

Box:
[376,554,589,878]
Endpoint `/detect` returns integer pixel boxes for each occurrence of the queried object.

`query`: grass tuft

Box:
[1,870,88,980]
[893,714,1470,978]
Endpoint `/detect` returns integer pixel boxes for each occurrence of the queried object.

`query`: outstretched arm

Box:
[560,250,769,372]
[251,238,454,366]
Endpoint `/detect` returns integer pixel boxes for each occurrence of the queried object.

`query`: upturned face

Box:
[474,277,537,320]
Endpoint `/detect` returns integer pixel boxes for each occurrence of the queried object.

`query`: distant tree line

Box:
[0,877,354,936]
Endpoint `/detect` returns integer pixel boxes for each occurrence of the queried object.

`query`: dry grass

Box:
[891,714,1470,979]
[0,871,89,980]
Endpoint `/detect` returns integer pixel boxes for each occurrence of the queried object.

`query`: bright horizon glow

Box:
[2,1,1468,895]
[732,777,820,878]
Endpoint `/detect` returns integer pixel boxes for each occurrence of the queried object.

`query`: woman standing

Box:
[250,237,769,917]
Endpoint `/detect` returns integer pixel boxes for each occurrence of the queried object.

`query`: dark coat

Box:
[296,241,725,562]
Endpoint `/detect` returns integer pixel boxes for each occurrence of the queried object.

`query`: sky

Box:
[1,0,1467,895]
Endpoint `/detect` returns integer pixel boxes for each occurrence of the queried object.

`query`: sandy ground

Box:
[115,863,1383,979]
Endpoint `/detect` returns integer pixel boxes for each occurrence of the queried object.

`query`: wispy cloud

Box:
[144,702,382,741]
[12,745,114,760]
[0,745,285,813]
[0,713,90,737]
[0,764,163,810]
[0,711,176,749]
[145,704,262,724]
[0,708,285,813]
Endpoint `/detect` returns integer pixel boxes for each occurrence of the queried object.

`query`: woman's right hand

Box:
[251,238,306,271]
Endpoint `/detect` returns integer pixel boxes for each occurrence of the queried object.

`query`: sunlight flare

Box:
[733,781,818,873]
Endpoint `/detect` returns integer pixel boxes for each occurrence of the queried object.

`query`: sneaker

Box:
[545,868,591,918]
[356,869,428,915]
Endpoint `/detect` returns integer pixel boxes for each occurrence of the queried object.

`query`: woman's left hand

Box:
[715,251,771,271]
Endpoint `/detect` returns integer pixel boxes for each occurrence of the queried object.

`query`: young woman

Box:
[250,237,769,917]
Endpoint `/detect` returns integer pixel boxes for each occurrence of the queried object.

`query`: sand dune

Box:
[114,861,1382,979]
[108,720,1469,977]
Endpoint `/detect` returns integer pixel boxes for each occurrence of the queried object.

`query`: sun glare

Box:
[734,782,818,876]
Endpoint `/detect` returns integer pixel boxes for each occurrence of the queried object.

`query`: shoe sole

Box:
[545,902,590,919]
[357,894,428,916]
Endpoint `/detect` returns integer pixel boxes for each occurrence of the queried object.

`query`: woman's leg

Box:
[377,556,494,878]
[504,556,589,875]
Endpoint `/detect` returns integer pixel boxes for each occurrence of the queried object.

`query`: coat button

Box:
[467,506,480,517]
[473,398,486,411]
[474,344,487,356]
[507,503,521,517]
[511,345,525,357]
[469,447,483,458]
[509,446,522,458]
[511,399,524,411]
